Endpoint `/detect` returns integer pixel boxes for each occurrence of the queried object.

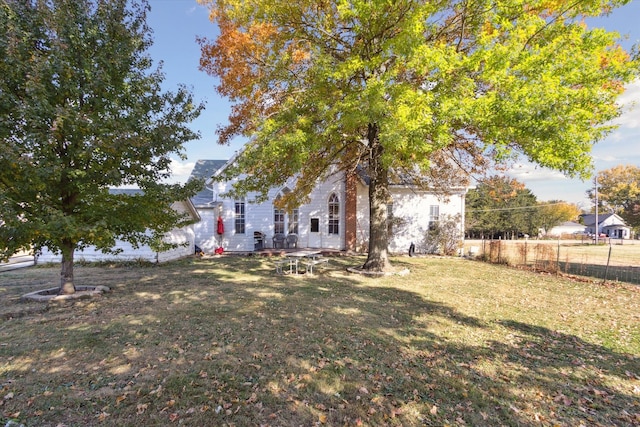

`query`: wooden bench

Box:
[302,257,329,274]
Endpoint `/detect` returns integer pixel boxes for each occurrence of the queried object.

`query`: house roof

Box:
[556,221,584,228]
[355,165,469,191]
[189,159,228,181]
[581,213,618,227]
[189,159,228,207]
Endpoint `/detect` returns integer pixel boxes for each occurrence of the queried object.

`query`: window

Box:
[288,208,299,235]
[310,218,319,233]
[429,205,439,231]
[234,200,245,234]
[274,208,285,234]
[328,193,339,235]
[387,202,394,235]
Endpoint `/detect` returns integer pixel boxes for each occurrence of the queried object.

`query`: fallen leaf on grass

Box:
[430,405,438,415]
[169,412,179,422]
[136,403,148,414]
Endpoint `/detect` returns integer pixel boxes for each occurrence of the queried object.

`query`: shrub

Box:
[423,214,463,256]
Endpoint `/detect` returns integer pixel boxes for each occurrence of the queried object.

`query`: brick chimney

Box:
[345,171,357,251]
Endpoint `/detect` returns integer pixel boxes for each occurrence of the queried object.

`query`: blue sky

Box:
[147,0,640,209]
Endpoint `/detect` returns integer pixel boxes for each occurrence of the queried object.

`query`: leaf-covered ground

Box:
[1,255,639,426]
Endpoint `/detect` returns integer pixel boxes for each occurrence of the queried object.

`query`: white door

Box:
[308,217,322,248]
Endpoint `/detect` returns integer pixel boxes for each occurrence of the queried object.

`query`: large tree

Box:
[537,200,582,235]
[588,164,640,229]
[465,176,538,239]
[0,0,203,294]
[198,0,638,271]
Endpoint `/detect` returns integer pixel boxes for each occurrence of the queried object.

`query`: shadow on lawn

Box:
[0,257,638,426]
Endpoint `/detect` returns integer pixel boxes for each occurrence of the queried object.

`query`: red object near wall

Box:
[217,216,224,235]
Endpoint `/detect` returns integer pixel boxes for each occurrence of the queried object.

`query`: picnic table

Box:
[274,250,327,274]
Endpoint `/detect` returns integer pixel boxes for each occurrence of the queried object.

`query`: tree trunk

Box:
[59,240,76,295]
[362,123,392,272]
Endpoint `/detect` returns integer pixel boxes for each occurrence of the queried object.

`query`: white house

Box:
[581,213,631,239]
[547,221,586,237]
[37,192,200,264]
[190,159,469,254]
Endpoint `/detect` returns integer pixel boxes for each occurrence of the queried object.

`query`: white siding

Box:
[38,200,197,263]
[193,169,467,254]
[194,172,347,252]
[354,183,466,254]
[387,188,465,253]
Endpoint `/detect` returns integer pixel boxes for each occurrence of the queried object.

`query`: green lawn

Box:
[1,255,639,426]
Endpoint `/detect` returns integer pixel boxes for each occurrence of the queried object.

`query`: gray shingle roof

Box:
[580,213,614,226]
[189,159,228,207]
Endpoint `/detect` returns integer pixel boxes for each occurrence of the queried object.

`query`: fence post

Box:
[556,239,561,275]
[602,241,612,285]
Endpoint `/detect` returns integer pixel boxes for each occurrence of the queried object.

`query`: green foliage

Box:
[588,165,640,229]
[199,0,639,268]
[537,201,582,234]
[201,0,638,196]
[0,0,203,284]
[466,176,539,238]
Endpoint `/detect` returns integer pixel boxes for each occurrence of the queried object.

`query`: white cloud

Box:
[507,162,568,182]
[166,159,195,184]
[618,80,640,106]
[612,80,640,128]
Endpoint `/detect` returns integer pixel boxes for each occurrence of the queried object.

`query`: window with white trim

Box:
[288,208,299,235]
[234,200,245,234]
[429,205,439,231]
[274,207,285,234]
[328,193,339,235]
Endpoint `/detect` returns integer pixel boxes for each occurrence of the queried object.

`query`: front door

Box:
[308,217,322,248]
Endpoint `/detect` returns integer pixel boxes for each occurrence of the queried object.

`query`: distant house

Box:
[37,190,200,263]
[547,221,586,237]
[189,159,469,254]
[580,213,631,239]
